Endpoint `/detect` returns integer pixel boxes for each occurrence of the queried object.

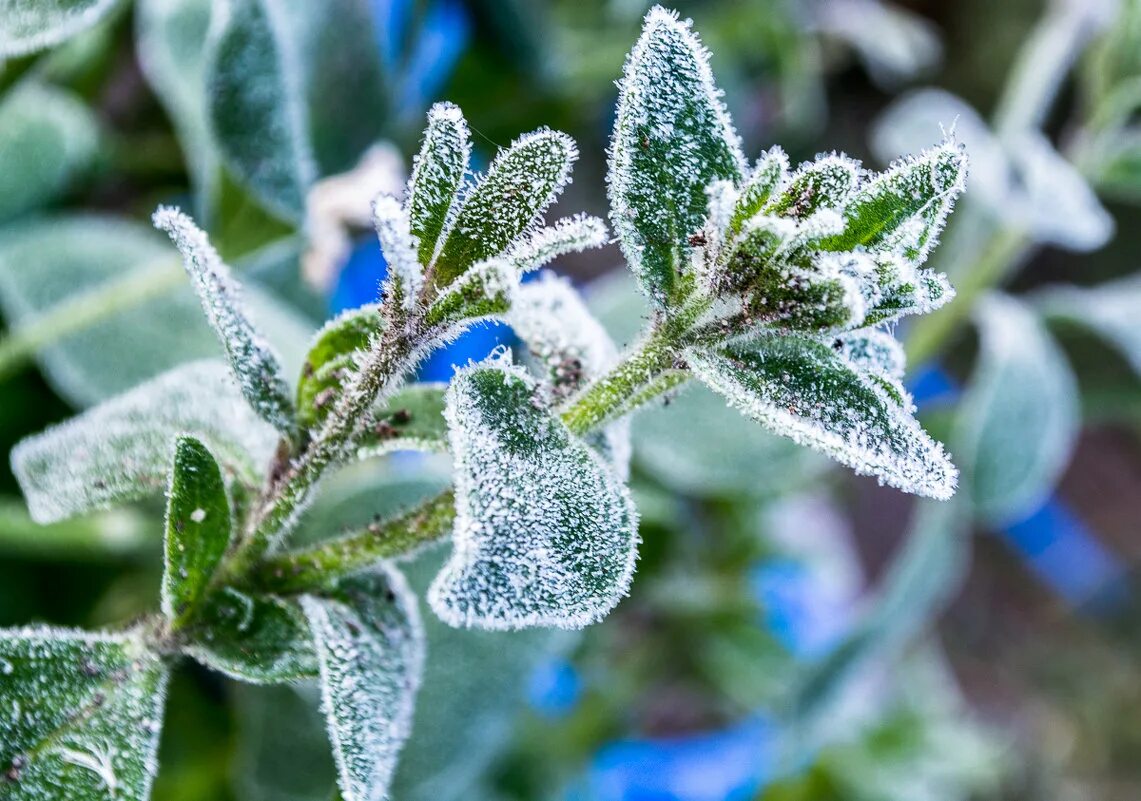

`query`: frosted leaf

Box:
[0,0,120,57]
[11,360,278,524]
[769,153,860,218]
[206,0,387,219]
[862,254,955,326]
[423,258,515,329]
[687,333,957,499]
[406,102,471,266]
[834,328,906,380]
[503,214,609,275]
[433,129,578,287]
[819,139,967,266]
[1036,275,1141,376]
[135,0,217,214]
[729,147,789,234]
[0,82,99,222]
[296,304,383,429]
[955,293,1078,525]
[153,207,297,434]
[0,626,168,801]
[300,565,424,801]
[428,363,639,629]
[609,6,745,306]
[186,588,318,684]
[161,436,232,629]
[371,194,423,311]
[355,384,449,459]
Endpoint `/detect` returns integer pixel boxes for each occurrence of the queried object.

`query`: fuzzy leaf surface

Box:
[608,6,744,305]
[301,566,424,801]
[11,360,278,523]
[0,627,168,801]
[688,334,956,499]
[296,304,382,428]
[407,102,470,265]
[428,362,639,629]
[356,384,448,458]
[161,436,232,628]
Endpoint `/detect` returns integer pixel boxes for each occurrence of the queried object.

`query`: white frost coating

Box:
[372,194,423,310]
[503,214,609,275]
[0,626,168,801]
[955,293,1078,524]
[429,362,640,630]
[835,328,907,380]
[152,207,296,433]
[405,101,470,265]
[0,0,120,58]
[782,153,861,214]
[11,360,278,523]
[1036,275,1141,375]
[688,337,957,499]
[300,565,424,801]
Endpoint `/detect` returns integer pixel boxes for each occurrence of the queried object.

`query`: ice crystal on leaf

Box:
[300,565,424,801]
[406,101,471,266]
[428,361,639,630]
[504,214,609,276]
[687,334,957,499]
[161,436,233,629]
[609,6,745,306]
[153,207,297,436]
[11,360,277,524]
[0,627,168,801]
[372,194,424,311]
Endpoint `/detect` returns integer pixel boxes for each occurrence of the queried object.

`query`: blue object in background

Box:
[751,558,851,660]
[528,657,583,719]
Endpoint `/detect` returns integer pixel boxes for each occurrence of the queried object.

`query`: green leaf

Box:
[407,102,471,266]
[0,82,99,221]
[423,258,514,329]
[428,360,639,629]
[11,360,278,523]
[355,383,448,459]
[296,304,382,429]
[300,566,424,801]
[767,154,859,218]
[206,0,388,220]
[162,436,233,629]
[608,6,745,305]
[372,194,423,310]
[1036,275,1141,377]
[503,214,609,275]
[818,139,967,265]
[729,147,789,234]
[0,626,168,801]
[135,0,218,217]
[433,129,578,287]
[153,207,297,434]
[955,294,1078,524]
[0,0,121,57]
[0,215,313,406]
[687,333,957,499]
[185,588,317,683]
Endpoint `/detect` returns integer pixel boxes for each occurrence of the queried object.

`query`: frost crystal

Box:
[688,334,957,499]
[372,194,423,310]
[153,206,297,434]
[0,626,168,801]
[429,362,639,629]
[424,258,516,330]
[300,565,424,801]
[406,101,471,266]
[11,360,278,524]
[609,6,745,305]
[433,128,578,287]
[769,154,860,218]
[503,214,609,275]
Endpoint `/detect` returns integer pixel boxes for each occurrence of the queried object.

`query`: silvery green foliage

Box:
[11,360,277,523]
[0,82,99,222]
[0,627,168,801]
[688,334,957,499]
[429,358,639,629]
[300,566,424,801]
[162,436,234,628]
[955,294,1078,524]
[504,214,609,275]
[0,0,119,57]
[874,88,1113,251]
[406,102,470,266]
[1036,275,1141,376]
[372,195,424,311]
[206,0,388,219]
[609,6,745,305]
[154,207,297,434]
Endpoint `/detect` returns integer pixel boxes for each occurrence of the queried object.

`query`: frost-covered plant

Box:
[0,7,965,801]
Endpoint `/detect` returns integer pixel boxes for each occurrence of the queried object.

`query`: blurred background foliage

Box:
[0,0,1139,799]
